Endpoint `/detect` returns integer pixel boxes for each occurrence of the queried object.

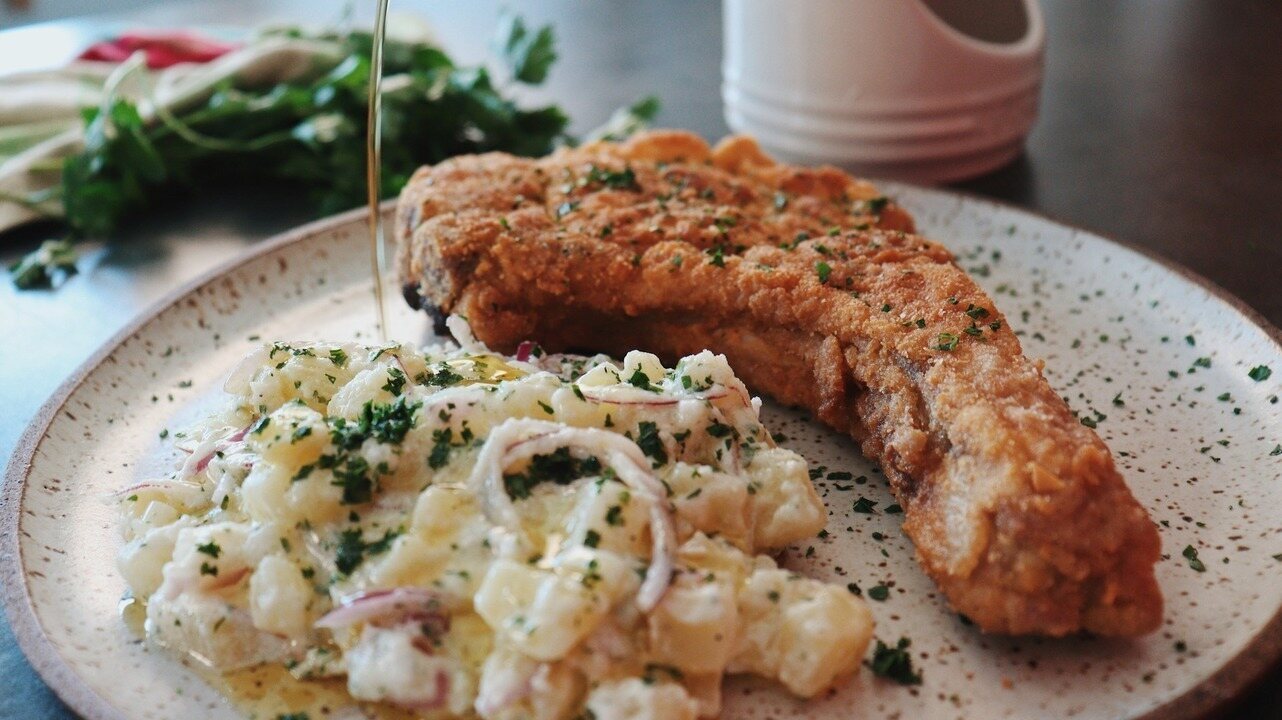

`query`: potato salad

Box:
[117,321,874,718]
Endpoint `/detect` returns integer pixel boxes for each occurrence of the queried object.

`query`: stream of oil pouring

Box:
[366,0,391,342]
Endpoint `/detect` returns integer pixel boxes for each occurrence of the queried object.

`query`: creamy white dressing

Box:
[117,333,874,718]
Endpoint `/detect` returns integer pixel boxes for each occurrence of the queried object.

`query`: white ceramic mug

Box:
[722,0,1045,183]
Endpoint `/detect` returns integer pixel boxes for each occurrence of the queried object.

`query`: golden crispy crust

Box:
[395,130,1163,637]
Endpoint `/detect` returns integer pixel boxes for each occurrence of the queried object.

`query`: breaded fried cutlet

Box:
[395,130,1163,637]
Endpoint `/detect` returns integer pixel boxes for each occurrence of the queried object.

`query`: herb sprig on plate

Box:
[8,15,658,289]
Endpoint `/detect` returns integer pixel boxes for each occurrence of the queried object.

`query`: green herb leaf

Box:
[335,527,400,575]
[867,637,922,684]
[1248,365,1272,382]
[9,239,79,290]
[503,446,602,499]
[46,21,580,261]
[627,367,659,392]
[635,421,667,467]
[493,12,558,84]
[815,261,832,284]
[584,96,660,143]
[852,496,877,514]
[1182,545,1206,572]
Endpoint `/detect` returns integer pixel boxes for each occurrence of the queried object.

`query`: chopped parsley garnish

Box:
[196,541,221,558]
[606,505,624,526]
[1182,545,1207,572]
[885,503,903,514]
[330,397,420,448]
[815,261,832,284]
[1081,416,1098,429]
[583,529,602,548]
[964,304,990,320]
[634,421,668,467]
[537,400,555,415]
[429,428,455,470]
[852,496,877,513]
[1249,365,1273,382]
[856,196,890,215]
[421,364,464,387]
[199,562,218,577]
[867,637,922,685]
[705,244,726,267]
[585,164,641,191]
[334,528,401,575]
[503,447,603,499]
[706,421,734,438]
[277,713,310,720]
[319,398,419,503]
[249,416,271,435]
[627,367,659,392]
[328,348,348,367]
[382,367,407,396]
[1193,357,1212,369]
[935,333,959,351]
[867,584,890,601]
[330,455,373,504]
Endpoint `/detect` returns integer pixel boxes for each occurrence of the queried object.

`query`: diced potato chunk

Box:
[730,565,874,697]
[647,574,737,674]
[746,448,826,548]
[249,554,313,638]
[585,678,698,720]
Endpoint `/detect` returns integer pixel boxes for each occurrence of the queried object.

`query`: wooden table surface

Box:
[1,1,1279,718]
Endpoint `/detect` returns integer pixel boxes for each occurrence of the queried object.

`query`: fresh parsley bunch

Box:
[9,15,658,289]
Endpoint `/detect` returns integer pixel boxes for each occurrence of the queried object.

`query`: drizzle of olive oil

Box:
[211,664,423,720]
[367,0,392,342]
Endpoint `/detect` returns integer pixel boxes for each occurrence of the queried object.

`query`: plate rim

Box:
[3,191,1279,720]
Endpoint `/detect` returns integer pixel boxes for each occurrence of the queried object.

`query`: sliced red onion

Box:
[182,424,251,478]
[203,566,250,591]
[112,476,205,499]
[316,587,448,631]
[514,340,536,363]
[470,418,676,612]
[575,384,730,406]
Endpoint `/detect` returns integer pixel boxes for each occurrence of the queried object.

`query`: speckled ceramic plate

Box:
[4,186,1282,720]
